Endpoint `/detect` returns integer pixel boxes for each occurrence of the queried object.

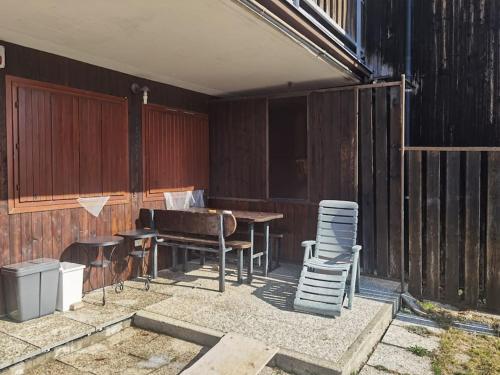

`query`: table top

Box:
[76,235,124,247]
[187,208,283,223]
[117,229,158,239]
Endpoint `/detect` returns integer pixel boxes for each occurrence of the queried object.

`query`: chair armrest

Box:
[351,245,362,253]
[301,240,316,263]
[301,240,316,247]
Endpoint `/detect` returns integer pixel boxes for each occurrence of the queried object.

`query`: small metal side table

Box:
[76,236,123,306]
[117,229,158,291]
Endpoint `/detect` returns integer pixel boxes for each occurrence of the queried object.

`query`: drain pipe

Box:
[405,0,413,145]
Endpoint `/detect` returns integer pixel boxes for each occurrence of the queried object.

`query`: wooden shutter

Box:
[142,104,209,201]
[6,76,129,213]
[102,100,129,196]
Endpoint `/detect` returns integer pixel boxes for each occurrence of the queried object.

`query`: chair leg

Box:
[348,252,360,309]
[356,257,361,293]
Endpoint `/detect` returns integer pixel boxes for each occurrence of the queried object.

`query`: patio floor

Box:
[1,261,400,374]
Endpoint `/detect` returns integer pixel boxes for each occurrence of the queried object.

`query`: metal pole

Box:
[400,74,406,294]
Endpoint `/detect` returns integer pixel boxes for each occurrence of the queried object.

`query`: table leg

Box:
[152,237,158,279]
[182,248,188,272]
[263,222,269,277]
[142,240,151,291]
[247,222,254,283]
[101,246,106,306]
[172,246,178,271]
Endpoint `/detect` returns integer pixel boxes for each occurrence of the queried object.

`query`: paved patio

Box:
[1,261,400,374]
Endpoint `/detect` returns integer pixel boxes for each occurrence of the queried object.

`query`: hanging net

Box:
[77,196,110,217]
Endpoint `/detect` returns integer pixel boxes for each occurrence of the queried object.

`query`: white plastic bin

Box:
[56,262,85,312]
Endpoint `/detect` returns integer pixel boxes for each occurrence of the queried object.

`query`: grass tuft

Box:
[406,325,435,337]
[408,345,432,357]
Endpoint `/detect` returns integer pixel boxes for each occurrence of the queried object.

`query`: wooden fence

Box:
[406,148,500,312]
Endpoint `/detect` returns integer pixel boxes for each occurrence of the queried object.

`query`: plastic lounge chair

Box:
[294,200,361,317]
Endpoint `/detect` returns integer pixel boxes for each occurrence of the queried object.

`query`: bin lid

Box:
[1,258,60,277]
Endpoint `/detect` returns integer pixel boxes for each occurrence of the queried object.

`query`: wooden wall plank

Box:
[464,152,481,307]
[408,151,422,297]
[359,88,375,273]
[444,152,461,303]
[486,152,500,311]
[425,151,441,299]
[374,88,389,276]
[388,86,402,278]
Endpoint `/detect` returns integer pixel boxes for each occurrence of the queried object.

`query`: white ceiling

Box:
[0,0,358,96]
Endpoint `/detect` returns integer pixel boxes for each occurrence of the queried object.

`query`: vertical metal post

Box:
[356,0,363,58]
[263,222,270,277]
[248,222,255,283]
[218,214,226,292]
[400,74,407,294]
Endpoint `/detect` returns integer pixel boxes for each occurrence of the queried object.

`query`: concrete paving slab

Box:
[358,365,389,374]
[382,324,440,351]
[83,285,169,310]
[0,331,41,370]
[0,314,93,350]
[24,360,91,375]
[64,301,134,330]
[367,343,434,375]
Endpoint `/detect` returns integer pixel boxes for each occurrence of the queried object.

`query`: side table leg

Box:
[248,223,254,283]
[263,222,269,277]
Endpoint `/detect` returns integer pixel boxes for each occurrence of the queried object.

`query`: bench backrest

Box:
[151,209,237,237]
[315,200,358,259]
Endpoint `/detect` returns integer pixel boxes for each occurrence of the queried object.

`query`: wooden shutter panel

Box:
[101,100,128,196]
[51,92,79,200]
[17,87,53,203]
[79,97,103,197]
[142,104,209,200]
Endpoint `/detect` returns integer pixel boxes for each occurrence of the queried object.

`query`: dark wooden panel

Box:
[309,90,357,202]
[464,152,481,307]
[408,151,422,297]
[425,151,441,299]
[486,152,500,311]
[359,88,375,273]
[209,98,267,199]
[374,88,389,276]
[444,152,461,303]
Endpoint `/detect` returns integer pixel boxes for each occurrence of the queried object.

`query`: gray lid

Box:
[1,258,60,277]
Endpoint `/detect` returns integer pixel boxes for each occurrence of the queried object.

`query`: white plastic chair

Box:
[294,200,362,317]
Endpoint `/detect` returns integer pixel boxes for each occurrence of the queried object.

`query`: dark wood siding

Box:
[365,0,500,146]
[0,41,210,314]
[406,149,500,312]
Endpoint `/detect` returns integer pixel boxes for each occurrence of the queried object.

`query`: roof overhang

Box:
[0,0,362,96]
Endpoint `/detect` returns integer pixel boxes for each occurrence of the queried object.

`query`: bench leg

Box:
[172,246,178,271]
[237,249,243,284]
[219,247,226,292]
[263,223,269,277]
[248,223,254,283]
[183,248,188,272]
[200,250,206,266]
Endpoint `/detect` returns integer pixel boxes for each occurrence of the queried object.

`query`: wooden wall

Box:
[209,89,360,263]
[365,0,500,146]
[0,42,211,314]
[407,149,500,313]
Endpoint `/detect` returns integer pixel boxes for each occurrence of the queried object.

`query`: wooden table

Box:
[188,208,283,278]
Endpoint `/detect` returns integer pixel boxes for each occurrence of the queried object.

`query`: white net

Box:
[77,196,110,217]
[164,191,194,210]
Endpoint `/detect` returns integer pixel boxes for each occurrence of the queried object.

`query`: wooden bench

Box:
[142,209,251,292]
[235,230,284,271]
